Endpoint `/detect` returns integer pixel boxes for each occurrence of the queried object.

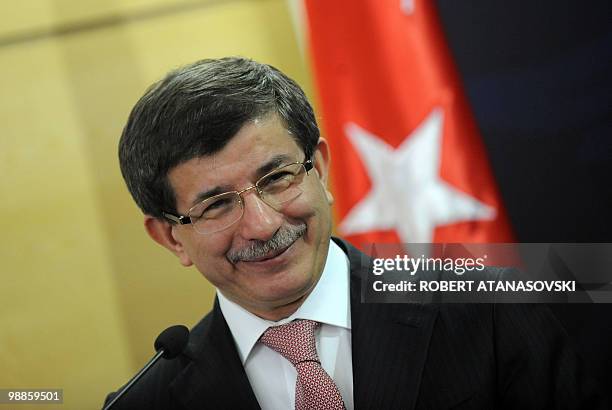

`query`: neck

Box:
[251,293,309,321]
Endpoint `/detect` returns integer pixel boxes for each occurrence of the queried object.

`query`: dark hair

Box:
[118,57,320,219]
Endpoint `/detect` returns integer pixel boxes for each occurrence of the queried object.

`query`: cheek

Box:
[283,196,318,227]
[185,233,234,273]
[289,193,332,241]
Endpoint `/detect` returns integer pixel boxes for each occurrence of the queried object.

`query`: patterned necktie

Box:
[259,319,346,410]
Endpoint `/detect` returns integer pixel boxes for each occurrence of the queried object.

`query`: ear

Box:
[144,215,193,267]
[312,137,334,205]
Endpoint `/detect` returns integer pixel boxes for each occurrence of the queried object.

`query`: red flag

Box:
[305,0,514,249]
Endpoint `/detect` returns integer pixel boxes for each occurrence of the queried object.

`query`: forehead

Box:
[168,115,303,208]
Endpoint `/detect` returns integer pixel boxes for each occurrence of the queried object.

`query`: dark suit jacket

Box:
[105,238,606,409]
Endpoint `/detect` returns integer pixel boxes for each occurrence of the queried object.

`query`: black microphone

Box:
[154,325,190,359]
[103,325,189,410]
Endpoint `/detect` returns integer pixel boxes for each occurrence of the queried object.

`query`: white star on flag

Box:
[340,108,496,253]
[400,0,414,14]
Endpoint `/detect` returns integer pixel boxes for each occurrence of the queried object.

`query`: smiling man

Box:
[105,58,605,409]
[154,113,332,321]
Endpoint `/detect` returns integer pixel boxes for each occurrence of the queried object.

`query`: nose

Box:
[237,190,284,241]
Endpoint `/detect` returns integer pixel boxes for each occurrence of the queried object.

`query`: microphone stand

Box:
[102,349,165,410]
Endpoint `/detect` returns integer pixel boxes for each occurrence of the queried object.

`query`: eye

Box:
[267,171,293,182]
[199,197,235,219]
[260,171,295,190]
[206,198,229,210]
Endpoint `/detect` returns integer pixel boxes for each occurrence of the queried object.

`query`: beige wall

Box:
[0,1,313,408]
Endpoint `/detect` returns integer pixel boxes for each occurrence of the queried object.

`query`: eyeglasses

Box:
[162,158,313,234]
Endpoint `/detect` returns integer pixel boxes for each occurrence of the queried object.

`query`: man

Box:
[105,57,604,409]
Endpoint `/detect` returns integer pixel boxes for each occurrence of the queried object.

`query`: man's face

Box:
[164,114,333,319]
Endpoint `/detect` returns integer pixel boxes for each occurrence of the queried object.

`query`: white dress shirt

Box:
[218,240,353,410]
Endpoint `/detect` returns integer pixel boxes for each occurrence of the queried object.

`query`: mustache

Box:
[226,223,307,264]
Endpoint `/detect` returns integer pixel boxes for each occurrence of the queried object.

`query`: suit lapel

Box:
[170,299,261,410]
[335,238,438,410]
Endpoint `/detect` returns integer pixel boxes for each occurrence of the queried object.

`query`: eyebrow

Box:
[255,154,294,178]
[188,154,296,208]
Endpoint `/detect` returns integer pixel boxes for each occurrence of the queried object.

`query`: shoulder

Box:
[425,302,608,407]
[102,310,215,410]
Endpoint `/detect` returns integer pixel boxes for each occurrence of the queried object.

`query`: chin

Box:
[259,273,316,305]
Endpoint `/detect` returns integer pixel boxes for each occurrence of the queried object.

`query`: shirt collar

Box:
[217,239,351,364]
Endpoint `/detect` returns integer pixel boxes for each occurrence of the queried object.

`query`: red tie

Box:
[259,320,346,410]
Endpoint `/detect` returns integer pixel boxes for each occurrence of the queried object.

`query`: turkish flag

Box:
[305,0,514,249]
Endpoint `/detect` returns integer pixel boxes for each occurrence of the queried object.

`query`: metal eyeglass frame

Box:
[161,158,314,231]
